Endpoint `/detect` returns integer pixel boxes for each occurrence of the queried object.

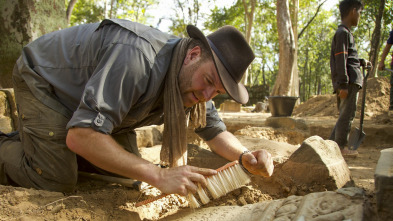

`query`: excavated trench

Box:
[0,113,389,220]
[132,113,390,220]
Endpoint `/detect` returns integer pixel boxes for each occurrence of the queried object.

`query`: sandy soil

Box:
[0,130,385,221]
[0,76,390,220]
[293,77,392,125]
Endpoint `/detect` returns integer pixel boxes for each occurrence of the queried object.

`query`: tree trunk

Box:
[241,0,256,85]
[66,0,78,25]
[109,0,115,18]
[317,78,322,95]
[271,0,297,96]
[369,0,386,78]
[262,63,266,85]
[290,0,299,99]
[0,0,67,88]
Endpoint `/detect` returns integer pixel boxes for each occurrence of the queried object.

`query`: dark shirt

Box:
[387,30,393,65]
[15,19,226,141]
[330,24,362,91]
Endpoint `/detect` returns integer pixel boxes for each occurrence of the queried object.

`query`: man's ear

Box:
[351,7,357,16]
[184,46,201,65]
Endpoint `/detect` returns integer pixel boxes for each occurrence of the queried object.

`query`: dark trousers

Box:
[0,73,139,192]
[389,64,393,110]
[330,84,360,148]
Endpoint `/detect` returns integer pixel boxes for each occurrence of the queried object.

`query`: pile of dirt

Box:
[293,77,391,124]
[234,126,308,145]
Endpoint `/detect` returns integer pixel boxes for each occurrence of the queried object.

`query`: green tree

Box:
[168,0,202,37]
[68,0,105,26]
[109,0,157,23]
[297,1,334,101]
[67,0,157,26]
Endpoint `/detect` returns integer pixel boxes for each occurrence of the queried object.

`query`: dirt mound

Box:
[293,77,391,124]
[293,94,337,117]
[235,126,308,145]
[365,76,390,115]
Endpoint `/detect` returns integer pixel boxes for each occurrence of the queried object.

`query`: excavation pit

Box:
[1,77,392,220]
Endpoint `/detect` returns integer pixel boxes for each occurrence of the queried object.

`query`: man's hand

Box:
[366,61,372,69]
[338,89,348,99]
[360,59,372,68]
[241,150,274,177]
[154,165,217,196]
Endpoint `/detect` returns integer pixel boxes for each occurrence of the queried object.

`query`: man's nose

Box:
[202,86,218,101]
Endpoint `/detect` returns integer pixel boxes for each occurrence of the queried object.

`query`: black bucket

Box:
[268,96,299,117]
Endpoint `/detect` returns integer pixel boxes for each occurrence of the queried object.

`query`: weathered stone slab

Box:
[0,89,17,133]
[252,101,269,113]
[162,187,364,220]
[135,125,163,148]
[265,116,308,130]
[220,100,241,112]
[276,136,352,192]
[375,148,393,221]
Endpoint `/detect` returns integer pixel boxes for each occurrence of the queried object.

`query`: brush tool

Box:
[135,161,251,208]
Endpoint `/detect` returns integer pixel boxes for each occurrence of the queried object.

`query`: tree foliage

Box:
[67,0,105,26]
[168,0,202,37]
[109,0,157,23]
[66,0,157,26]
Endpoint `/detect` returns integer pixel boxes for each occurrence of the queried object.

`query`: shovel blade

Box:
[348,128,366,150]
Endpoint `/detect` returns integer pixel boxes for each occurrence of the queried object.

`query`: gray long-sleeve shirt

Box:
[15,19,226,140]
[330,24,363,91]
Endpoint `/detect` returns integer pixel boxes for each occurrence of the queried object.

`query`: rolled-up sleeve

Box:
[66,41,152,134]
[194,100,226,141]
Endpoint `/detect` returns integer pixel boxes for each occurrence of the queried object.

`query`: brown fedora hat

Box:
[187,25,255,104]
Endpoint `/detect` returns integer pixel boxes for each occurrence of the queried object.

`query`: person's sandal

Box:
[341,148,358,158]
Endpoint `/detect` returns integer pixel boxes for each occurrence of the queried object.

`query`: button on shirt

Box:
[15,19,226,141]
[330,24,363,91]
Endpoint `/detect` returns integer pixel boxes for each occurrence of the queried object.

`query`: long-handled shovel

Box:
[385,68,393,73]
[348,66,369,150]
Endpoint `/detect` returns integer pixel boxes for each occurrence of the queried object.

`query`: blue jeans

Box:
[329,84,360,148]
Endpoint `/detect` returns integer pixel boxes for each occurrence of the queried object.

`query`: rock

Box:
[375,148,393,220]
[161,187,364,221]
[275,136,351,192]
[220,100,241,112]
[135,125,163,148]
[251,102,268,113]
[0,89,17,133]
[265,116,308,131]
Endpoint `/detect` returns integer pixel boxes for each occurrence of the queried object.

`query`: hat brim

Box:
[186,25,249,104]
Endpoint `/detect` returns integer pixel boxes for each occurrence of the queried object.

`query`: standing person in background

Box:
[378,30,393,116]
[329,0,371,158]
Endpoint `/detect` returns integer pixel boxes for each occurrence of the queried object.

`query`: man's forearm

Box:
[205,131,248,161]
[66,127,160,187]
[380,44,392,62]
